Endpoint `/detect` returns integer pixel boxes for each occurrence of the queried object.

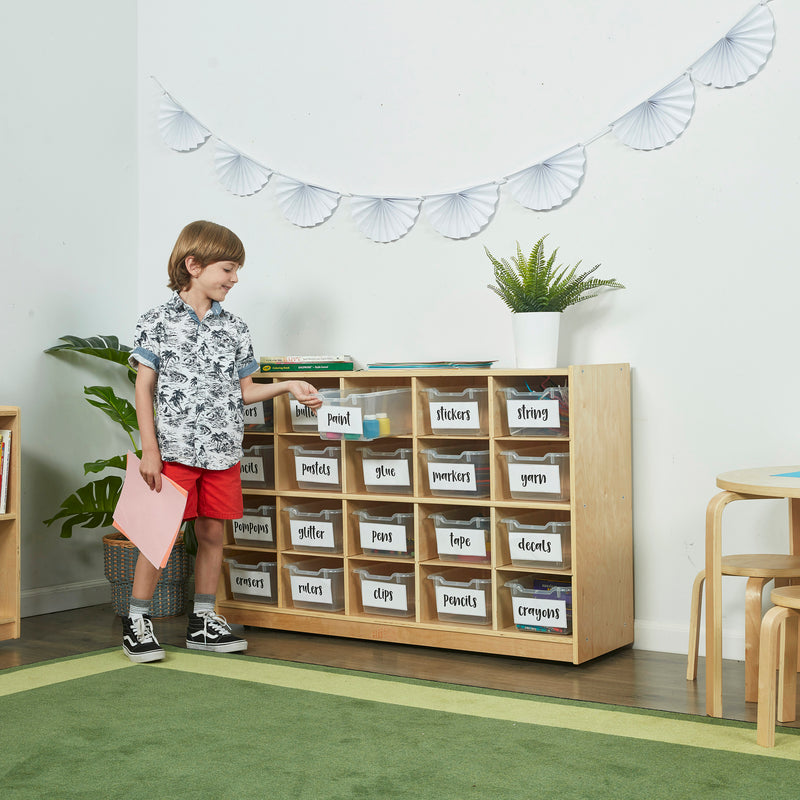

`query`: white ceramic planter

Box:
[511,311,561,368]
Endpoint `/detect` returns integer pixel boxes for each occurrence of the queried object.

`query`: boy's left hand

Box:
[287,380,323,410]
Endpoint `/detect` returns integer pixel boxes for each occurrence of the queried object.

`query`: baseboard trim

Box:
[633,619,745,661]
[21,579,111,618]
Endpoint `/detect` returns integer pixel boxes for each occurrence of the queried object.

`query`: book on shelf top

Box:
[0,429,11,514]
[366,360,496,369]
[259,355,354,373]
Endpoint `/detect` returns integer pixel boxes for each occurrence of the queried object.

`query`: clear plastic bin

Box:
[241,444,275,489]
[317,387,412,441]
[419,448,490,498]
[225,558,278,604]
[353,566,416,618]
[428,512,491,564]
[352,507,415,558]
[284,559,345,611]
[232,504,276,548]
[284,503,343,553]
[498,386,569,437]
[421,387,488,436]
[503,576,572,633]
[288,444,342,491]
[358,446,413,494]
[290,388,338,432]
[501,451,570,501]
[427,571,493,625]
[244,399,273,432]
[500,518,571,569]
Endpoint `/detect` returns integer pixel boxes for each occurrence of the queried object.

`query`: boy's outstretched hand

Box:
[286,380,324,410]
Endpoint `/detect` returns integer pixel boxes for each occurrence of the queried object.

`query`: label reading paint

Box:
[430,401,480,430]
[360,579,408,611]
[507,463,561,495]
[290,518,336,549]
[290,575,333,606]
[435,526,487,558]
[434,585,487,618]
[362,458,410,487]
[427,463,476,493]
[318,404,363,436]
[506,399,560,429]
[232,513,274,544]
[359,521,409,553]
[294,456,340,486]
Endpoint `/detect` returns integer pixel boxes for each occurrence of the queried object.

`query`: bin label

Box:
[512,597,568,629]
[291,575,333,606]
[435,526,487,558]
[434,585,487,617]
[290,519,336,549]
[509,531,562,562]
[507,463,561,495]
[362,458,410,487]
[430,401,480,431]
[291,400,318,428]
[360,578,408,611]
[359,521,409,553]
[294,455,340,485]
[230,567,271,597]
[240,456,265,484]
[428,462,476,493]
[318,404,363,436]
[233,513,274,543]
[506,399,560,429]
[244,402,266,427]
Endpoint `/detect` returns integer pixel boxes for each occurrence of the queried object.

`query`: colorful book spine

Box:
[259,361,354,373]
[0,430,11,514]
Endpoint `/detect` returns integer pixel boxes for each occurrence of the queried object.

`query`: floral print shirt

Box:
[129,293,259,470]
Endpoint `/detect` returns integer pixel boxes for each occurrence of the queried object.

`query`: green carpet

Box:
[1,648,799,799]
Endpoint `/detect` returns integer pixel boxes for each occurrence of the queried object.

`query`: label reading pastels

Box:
[435,526,487,558]
[362,458,410,488]
[506,399,560,429]
[291,399,317,427]
[294,455,340,485]
[318,405,363,437]
[240,456,265,484]
[507,463,562,495]
[430,401,480,430]
[230,566,271,597]
[290,574,333,606]
[360,578,408,611]
[359,521,409,553]
[509,529,562,562]
[233,513,274,544]
[428,462,476,493]
[290,519,336,549]
[243,402,266,426]
[512,597,568,630]
[434,585,487,617]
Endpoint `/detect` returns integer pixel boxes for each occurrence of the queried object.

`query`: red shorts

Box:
[162,461,243,521]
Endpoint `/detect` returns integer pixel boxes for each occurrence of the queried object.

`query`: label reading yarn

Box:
[430,401,480,430]
[232,513,274,544]
[360,579,408,611]
[506,399,560,429]
[507,463,561,495]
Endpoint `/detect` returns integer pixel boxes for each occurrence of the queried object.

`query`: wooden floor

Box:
[0,603,794,727]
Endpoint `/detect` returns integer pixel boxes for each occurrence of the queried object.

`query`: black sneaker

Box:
[186,611,247,653]
[122,614,165,663]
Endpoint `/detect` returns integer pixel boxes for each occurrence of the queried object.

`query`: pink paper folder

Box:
[112,452,189,569]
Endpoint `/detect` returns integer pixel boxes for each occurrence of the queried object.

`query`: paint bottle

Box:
[377,412,391,437]
[363,414,380,440]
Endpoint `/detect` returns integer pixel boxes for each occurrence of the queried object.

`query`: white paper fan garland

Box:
[214,140,272,196]
[611,74,695,151]
[350,196,421,243]
[506,145,586,210]
[274,176,340,228]
[690,4,775,88]
[424,183,500,239]
[158,93,211,152]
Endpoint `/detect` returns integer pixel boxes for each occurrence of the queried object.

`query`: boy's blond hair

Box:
[167,220,246,291]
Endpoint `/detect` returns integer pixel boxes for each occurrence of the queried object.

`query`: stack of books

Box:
[259,355,355,373]
[0,429,11,514]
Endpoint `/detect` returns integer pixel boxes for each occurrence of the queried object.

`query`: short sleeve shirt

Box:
[129,293,260,470]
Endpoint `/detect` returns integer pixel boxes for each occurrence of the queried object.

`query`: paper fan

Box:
[691,5,775,88]
[274,176,340,227]
[214,140,272,196]
[350,196,421,243]
[611,74,695,151]
[506,145,586,210]
[423,183,499,239]
[158,93,211,152]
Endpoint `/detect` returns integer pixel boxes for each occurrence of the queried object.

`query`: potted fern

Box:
[485,236,625,367]
[43,335,193,617]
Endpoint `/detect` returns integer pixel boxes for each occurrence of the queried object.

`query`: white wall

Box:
[1,1,138,613]
[6,0,799,662]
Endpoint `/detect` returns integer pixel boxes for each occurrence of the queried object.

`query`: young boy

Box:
[122,220,322,663]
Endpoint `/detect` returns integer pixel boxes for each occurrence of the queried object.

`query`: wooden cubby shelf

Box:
[0,406,21,641]
[219,365,632,664]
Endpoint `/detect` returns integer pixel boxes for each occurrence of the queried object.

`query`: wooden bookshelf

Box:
[218,365,632,664]
[0,406,21,641]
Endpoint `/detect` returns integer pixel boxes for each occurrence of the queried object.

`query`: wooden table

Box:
[706,466,800,717]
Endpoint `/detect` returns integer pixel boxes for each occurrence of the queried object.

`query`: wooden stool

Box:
[687,555,800,702]
[756,585,800,746]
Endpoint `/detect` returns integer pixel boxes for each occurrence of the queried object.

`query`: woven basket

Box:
[102,531,192,618]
